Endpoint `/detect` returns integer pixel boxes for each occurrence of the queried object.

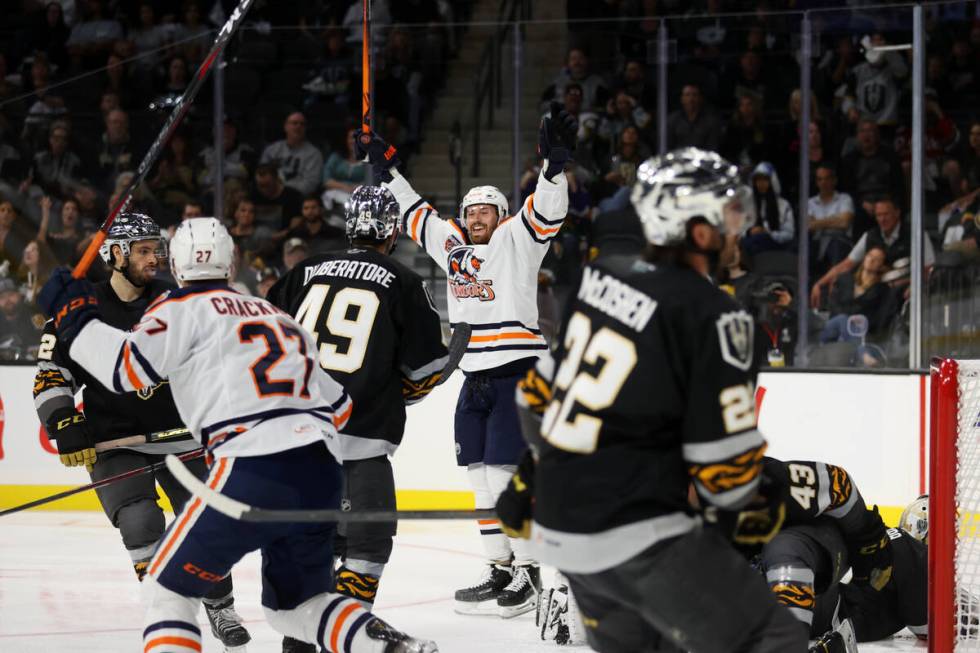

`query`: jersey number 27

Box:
[294,283,380,374]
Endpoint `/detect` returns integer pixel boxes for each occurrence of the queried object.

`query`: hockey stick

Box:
[165,453,493,523]
[71,0,257,279]
[434,322,471,386]
[94,427,192,453]
[361,0,371,132]
[0,448,205,517]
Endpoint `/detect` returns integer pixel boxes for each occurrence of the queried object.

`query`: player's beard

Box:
[123,261,156,287]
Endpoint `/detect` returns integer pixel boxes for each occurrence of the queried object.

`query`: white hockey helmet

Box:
[98,213,165,266]
[899,494,929,543]
[460,185,509,222]
[630,147,747,246]
[169,217,234,283]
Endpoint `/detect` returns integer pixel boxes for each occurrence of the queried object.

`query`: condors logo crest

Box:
[447,247,494,301]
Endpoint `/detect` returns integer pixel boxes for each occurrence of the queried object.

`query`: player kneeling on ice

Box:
[36,218,438,653]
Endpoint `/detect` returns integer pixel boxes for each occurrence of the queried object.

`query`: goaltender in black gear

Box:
[31,214,250,649]
[497,148,808,652]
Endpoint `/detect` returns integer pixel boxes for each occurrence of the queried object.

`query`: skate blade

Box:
[454,598,500,615]
[499,599,536,619]
[223,645,248,653]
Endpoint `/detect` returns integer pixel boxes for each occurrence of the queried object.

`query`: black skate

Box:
[203,597,251,651]
[453,563,513,615]
[365,616,439,652]
[497,563,541,618]
[282,635,317,653]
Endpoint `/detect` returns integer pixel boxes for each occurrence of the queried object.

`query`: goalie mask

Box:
[899,494,928,543]
[345,185,400,243]
[98,213,166,268]
[169,217,234,283]
[630,147,749,247]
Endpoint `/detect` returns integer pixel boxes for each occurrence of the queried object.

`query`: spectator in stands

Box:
[947,34,977,100]
[815,35,860,110]
[541,47,609,113]
[38,196,85,264]
[99,53,137,109]
[128,2,168,72]
[842,33,908,133]
[66,0,124,71]
[666,83,721,151]
[614,59,656,112]
[0,276,41,361]
[893,91,961,212]
[721,91,772,175]
[721,49,769,112]
[286,196,344,255]
[303,27,354,109]
[92,108,135,193]
[960,121,980,187]
[810,196,935,308]
[197,115,256,196]
[16,239,57,302]
[599,90,653,150]
[0,201,32,274]
[385,27,426,143]
[742,162,795,256]
[819,245,891,344]
[29,121,83,200]
[321,126,367,214]
[808,163,855,274]
[251,163,303,234]
[260,111,323,197]
[150,55,190,111]
[838,119,906,224]
[228,197,268,261]
[172,1,211,64]
[553,83,603,178]
[282,237,310,273]
[148,131,198,222]
[602,125,646,196]
[31,3,71,70]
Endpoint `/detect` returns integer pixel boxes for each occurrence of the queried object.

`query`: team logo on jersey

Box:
[137,380,169,400]
[447,247,494,301]
[444,235,463,251]
[716,310,754,371]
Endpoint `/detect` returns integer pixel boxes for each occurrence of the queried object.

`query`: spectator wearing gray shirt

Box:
[260,112,324,197]
[807,164,854,271]
[666,84,721,151]
[66,0,123,68]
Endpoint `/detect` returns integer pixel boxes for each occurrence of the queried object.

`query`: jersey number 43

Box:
[294,283,380,374]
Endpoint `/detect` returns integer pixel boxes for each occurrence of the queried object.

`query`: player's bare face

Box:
[128,240,161,284]
[465,204,499,245]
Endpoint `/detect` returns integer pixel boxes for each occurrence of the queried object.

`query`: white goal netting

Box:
[956,360,980,650]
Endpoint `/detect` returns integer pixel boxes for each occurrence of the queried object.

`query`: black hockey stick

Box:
[434,322,471,386]
[71,0,257,279]
[94,427,192,452]
[0,448,205,517]
[165,453,493,523]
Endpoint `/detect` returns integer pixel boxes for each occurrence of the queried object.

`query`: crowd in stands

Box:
[0,0,469,360]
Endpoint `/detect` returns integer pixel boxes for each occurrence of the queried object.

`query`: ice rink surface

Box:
[0,512,924,652]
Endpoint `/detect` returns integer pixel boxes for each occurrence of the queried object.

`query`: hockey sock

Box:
[336,559,384,606]
[766,564,816,628]
[468,463,513,563]
[143,577,203,653]
[485,464,536,562]
[266,592,380,653]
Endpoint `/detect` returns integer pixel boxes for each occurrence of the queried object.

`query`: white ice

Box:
[0,512,924,652]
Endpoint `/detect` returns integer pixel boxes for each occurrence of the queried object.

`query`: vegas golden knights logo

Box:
[137,380,169,400]
[716,310,754,371]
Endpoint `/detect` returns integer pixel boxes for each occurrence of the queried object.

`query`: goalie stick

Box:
[165,453,493,522]
[71,0,257,279]
[0,448,205,517]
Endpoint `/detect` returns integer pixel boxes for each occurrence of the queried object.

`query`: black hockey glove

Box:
[47,406,96,469]
[538,102,578,182]
[849,505,894,591]
[37,267,99,345]
[354,130,401,183]
[496,449,535,539]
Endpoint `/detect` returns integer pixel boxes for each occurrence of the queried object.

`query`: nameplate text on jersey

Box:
[304,260,396,288]
[577,267,657,332]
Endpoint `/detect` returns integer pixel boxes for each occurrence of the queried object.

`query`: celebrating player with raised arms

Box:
[268,185,448,653]
[31,213,250,649]
[501,148,808,652]
[355,103,577,618]
[36,218,438,653]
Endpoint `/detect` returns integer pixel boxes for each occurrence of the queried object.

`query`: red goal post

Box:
[930,357,980,652]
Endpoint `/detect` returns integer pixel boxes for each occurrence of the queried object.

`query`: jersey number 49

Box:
[294,283,381,374]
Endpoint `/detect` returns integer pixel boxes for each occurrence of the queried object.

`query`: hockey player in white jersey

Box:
[355,102,577,618]
[36,218,437,653]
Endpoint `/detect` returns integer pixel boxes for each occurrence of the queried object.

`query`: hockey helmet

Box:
[899,494,928,543]
[630,147,748,246]
[169,217,234,283]
[98,213,165,265]
[345,185,400,242]
[460,185,508,223]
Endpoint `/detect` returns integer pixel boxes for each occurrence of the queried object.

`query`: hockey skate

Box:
[282,635,317,653]
[808,617,857,653]
[365,615,439,652]
[203,596,251,651]
[497,563,541,618]
[454,563,513,615]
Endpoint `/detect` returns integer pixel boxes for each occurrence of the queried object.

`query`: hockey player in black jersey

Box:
[268,185,448,653]
[498,148,807,653]
[32,214,250,650]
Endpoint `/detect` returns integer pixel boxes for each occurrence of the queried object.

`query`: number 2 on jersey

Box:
[541,312,637,454]
[294,283,380,374]
[239,321,312,399]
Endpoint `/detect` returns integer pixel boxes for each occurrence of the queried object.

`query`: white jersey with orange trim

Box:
[68,283,351,461]
[385,168,568,372]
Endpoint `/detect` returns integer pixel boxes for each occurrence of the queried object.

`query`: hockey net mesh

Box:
[957,360,980,650]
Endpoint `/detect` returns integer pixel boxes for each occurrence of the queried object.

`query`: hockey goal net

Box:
[931,357,980,652]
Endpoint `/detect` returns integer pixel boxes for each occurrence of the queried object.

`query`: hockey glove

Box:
[47,406,96,469]
[538,102,578,182]
[37,267,99,345]
[354,130,401,183]
[848,505,894,591]
[705,463,787,547]
[517,366,552,416]
[496,449,535,539]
